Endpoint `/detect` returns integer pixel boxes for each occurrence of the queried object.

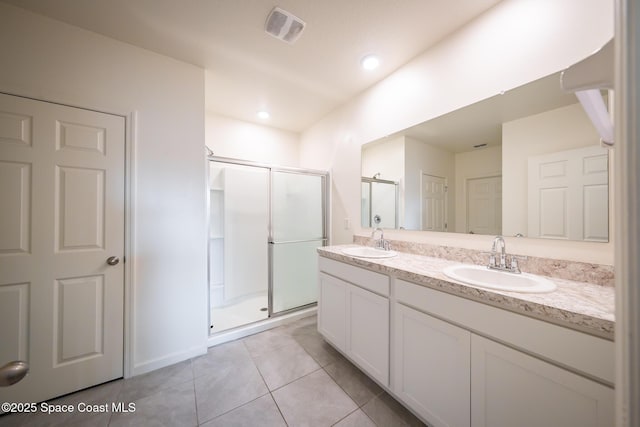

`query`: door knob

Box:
[106,256,120,266]
[0,361,29,386]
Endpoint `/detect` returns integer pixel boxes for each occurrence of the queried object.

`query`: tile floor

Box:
[0,315,425,427]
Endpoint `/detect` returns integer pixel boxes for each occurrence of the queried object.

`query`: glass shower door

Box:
[209,162,270,333]
[270,170,327,314]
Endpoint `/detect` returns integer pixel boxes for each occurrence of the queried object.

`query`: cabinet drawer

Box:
[396,279,614,385]
[319,256,389,297]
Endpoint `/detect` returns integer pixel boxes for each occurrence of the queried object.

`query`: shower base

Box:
[210,294,269,333]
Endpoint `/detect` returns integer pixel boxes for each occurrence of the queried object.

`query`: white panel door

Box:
[0,93,124,404]
[528,146,608,241]
[421,174,447,231]
[467,176,501,235]
[471,334,614,427]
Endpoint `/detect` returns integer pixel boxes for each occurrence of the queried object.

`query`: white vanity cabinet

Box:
[394,303,471,427]
[395,278,614,427]
[318,257,390,386]
[317,254,614,427]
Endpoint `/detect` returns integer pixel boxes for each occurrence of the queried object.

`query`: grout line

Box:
[190,380,199,427]
[195,392,272,426]
[269,391,290,426]
[330,407,379,427]
[268,366,324,394]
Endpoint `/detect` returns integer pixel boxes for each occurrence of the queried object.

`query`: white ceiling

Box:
[3,0,503,132]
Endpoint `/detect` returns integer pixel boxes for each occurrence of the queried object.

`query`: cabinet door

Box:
[393,304,471,427]
[348,284,389,386]
[471,334,614,427]
[318,273,347,351]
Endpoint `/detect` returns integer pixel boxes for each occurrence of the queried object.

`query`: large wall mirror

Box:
[361,72,610,242]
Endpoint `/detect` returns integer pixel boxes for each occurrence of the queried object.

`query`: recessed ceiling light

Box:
[257,111,270,119]
[361,54,380,70]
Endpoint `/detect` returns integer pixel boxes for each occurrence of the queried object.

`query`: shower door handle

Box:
[268,238,328,245]
[0,361,29,386]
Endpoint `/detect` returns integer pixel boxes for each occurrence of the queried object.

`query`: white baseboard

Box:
[130,344,207,377]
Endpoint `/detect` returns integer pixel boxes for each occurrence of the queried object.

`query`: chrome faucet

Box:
[488,235,520,273]
[491,236,506,268]
[371,227,391,251]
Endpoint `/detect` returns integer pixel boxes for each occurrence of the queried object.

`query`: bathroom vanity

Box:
[317,245,614,427]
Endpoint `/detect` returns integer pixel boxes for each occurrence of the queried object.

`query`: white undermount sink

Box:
[443,264,557,293]
[341,246,398,259]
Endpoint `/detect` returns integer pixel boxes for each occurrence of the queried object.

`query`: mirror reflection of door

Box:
[527,145,608,241]
[421,174,447,231]
[466,175,502,235]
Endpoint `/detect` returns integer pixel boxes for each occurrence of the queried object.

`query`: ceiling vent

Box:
[265,7,305,44]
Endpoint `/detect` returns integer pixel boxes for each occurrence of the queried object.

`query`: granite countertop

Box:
[318,245,615,340]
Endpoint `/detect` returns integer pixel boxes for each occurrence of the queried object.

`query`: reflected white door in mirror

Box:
[527,145,608,241]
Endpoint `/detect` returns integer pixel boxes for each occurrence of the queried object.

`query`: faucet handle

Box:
[509,256,521,273]
[488,254,496,268]
[509,255,527,273]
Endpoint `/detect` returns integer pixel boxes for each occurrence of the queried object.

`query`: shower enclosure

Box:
[208,157,328,334]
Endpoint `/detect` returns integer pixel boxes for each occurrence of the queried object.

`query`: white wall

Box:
[206,112,300,167]
[361,137,405,181]
[404,137,456,230]
[0,3,208,375]
[454,146,502,232]
[299,0,614,264]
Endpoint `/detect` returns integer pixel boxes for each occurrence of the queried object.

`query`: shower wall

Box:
[209,164,269,307]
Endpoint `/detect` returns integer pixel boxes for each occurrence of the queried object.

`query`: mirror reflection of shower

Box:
[361,175,399,229]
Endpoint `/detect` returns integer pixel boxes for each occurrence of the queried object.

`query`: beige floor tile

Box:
[361,392,426,427]
[324,357,383,406]
[110,380,197,427]
[253,341,321,390]
[194,354,268,424]
[272,369,358,426]
[200,394,286,427]
[118,359,193,403]
[334,409,377,427]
